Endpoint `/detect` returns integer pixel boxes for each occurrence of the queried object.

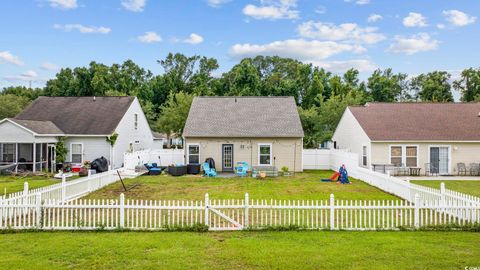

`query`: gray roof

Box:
[8,118,64,135]
[183,97,304,138]
[15,96,135,135]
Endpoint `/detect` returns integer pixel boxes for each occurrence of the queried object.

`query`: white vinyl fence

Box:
[124,149,185,170]
[1,193,478,231]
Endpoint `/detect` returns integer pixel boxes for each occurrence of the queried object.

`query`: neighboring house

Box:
[151,131,166,149]
[0,96,153,171]
[332,102,480,175]
[151,132,183,149]
[183,96,304,172]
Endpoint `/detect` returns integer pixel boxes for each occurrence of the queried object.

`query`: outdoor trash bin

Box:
[187,164,201,174]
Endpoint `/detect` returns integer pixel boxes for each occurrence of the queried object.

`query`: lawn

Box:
[411,180,480,197]
[86,170,399,201]
[0,175,60,195]
[0,231,478,270]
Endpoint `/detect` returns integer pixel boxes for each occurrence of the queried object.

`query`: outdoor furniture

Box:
[0,163,17,175]
[235,162,249,177]
[425,163,438,176]
[144,163,162,175]
[203,162,217,177]
[371,164,394,174]
[469,163,480,176]
[409,167,421,176]
[457,163,467,176]
[187,164,201,174]
[393,164,409,176]
[168,165,187,176]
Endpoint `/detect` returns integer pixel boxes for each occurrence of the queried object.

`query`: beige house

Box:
[332,103,480,175]
[183,97,304,172]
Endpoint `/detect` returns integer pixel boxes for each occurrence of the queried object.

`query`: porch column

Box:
[39,143,43,171]
[33,142,36,173]
[15,143,18,173]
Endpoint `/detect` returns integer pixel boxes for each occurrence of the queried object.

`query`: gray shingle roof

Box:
[8,118,64,135]
[15,96,135,135]
[349,102,480,141]
[183,97,304,138]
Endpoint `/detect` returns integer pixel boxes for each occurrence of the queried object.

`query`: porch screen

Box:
[1,144,15,162]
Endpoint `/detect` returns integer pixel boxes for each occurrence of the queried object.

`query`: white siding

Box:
[331,108,372,167]
[113,98,154,168]
[65,137,111,165]
[0,121,36,142]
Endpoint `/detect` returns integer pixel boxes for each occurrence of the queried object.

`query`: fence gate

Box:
[205,194,246,231]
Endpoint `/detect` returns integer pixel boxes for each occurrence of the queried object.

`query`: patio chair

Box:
[393,163,408,176]
[235,162,249,177]
[203,162,217,177]
[425,163,438,176]
[457,163,467,176]
[469,163,480,176]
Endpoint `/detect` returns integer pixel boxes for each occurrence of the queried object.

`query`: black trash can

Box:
[187,164,201,174]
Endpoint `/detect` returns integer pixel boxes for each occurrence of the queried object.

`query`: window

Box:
[362,145,367,167]
[390,146,402,166]
[71,143,83,164]
[405,146,418,167]
[258,143,272,166]
[1,144,15,162]
[134,114,138,130]
[188,144,200,164]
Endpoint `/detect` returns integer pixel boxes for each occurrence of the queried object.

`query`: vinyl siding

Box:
[64,137,110,165]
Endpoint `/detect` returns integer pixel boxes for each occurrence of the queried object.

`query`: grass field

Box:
[86,170,399,201]
[411,180,480,197]
[0,231,479,270]
[0,175,60,195]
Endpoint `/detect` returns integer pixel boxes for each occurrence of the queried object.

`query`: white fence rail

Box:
[1,193,478,231]
[124,149,185,170]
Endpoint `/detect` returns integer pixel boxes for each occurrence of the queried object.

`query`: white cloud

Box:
[40,62,59,71]
[121,0,146,12]
[207,0,231,7]
[403,12,427,27]
[436,23,445,29]
[367,14,382,23]
[137,31,162,43]
[310,59,377,73]
[230,39,366,61]
[3,70,40,82]
[297,21,386,44]
[345,0,370,5]
[54,24,111,34]
[0,51,24,66]
[314,5,326,14]
[242,0,299,20]
[387,33,439,55]
[442,10,476,26]
[183,33,204,44]
[47,0,77,9]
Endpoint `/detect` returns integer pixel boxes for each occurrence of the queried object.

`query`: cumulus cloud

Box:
[243,0,299,20]
[387,33,439,55]
[367,14,382,23]
[436,24,446,29]
[121,0,146,12]
[40,62,59,71]
[403,12,427,27]
[344,0,370,5]
[230,39,365,61]
[137,31,162,43]
[3,70,41,82]
[0,51,24,66]
[207,0,231,7]
[442,10,476,26]
[310,59,377,73]
[183,33,204,44]
[297,21,386,44]
[54,24,111,34]
[47,0,77,9]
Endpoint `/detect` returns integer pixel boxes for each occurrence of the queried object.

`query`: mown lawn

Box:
[412,180,480,197]
[0,231,478,270]
[0,175,60,195]
[86,170,399,201]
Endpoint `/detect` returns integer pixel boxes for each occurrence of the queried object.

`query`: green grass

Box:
[0,175,60,195]
[0,231,479,269]
[86,170,399,201]
[411,180,480,197]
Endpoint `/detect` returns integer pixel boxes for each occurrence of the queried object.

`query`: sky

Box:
[0,0,479,89]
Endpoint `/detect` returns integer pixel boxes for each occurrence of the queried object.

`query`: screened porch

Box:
[0,143,56,173]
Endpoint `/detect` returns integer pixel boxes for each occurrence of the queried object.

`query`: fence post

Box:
[330,194,335,230]
[119,193,125,228]
[204,193,209,228]
[87,170,92,192]
[23,182,29,207]
[414,194,420,228]
[244,193,249,228]
[61,174,66,203]
[36,193,42,228]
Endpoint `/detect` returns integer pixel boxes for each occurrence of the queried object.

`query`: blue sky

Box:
[1,0,479,89]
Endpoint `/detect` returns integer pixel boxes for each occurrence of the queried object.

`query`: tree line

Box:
[1,53,480,148]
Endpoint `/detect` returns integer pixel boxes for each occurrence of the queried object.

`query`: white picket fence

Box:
[1,193,478,231]
[123,149,184,170]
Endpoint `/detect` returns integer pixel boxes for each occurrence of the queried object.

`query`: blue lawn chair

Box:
[203,162,217,177]
[235,162,249,177]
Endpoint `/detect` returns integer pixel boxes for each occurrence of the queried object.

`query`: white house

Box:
[332,102,480,175]
[0,96,154,171]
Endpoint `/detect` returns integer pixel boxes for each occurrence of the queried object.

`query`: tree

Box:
[1,86,44,100]
[154,92,194,148]
[0,94,30,119]
[222,58,262,96]
[411,71,453,102]
[453,68,480,101]
[367,69,409,102]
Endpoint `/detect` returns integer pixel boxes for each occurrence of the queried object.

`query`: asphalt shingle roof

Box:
[8,118,64,135]
[15,96,135,135]
[183,96,304,138]
[349,102,480,141]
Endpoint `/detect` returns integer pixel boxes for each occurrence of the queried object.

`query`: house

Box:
[0,96,153,172]
[151,132,183,149]
[183,96,304,172]
[332,102,480,175]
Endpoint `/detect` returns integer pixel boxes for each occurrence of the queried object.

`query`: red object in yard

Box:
[71,165,82,173]
[330,172,340,181]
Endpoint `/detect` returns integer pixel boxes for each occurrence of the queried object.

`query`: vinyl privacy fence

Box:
[1,193,479,231]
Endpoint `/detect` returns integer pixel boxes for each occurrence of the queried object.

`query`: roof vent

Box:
[478,112,480,117]
[235,97,237,103]
[93,96,96,101]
